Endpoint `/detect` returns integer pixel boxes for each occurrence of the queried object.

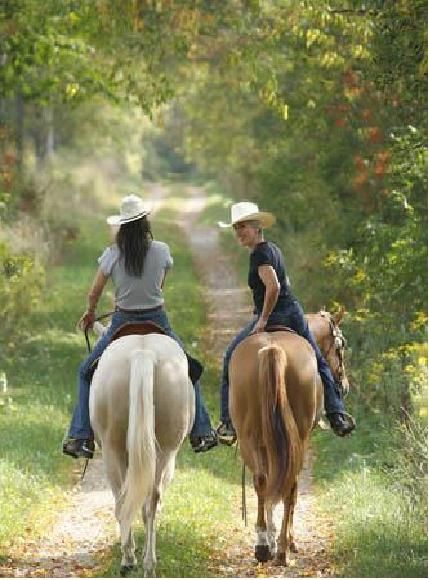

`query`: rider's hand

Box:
[78,310,96,332]
[251,317,267,334]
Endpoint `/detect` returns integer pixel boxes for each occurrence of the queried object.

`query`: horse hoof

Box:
[255,544,271,562]
[120,564,134,576]
[275,552,287,566]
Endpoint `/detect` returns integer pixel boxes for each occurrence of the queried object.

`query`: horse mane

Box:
[258,344,303,500]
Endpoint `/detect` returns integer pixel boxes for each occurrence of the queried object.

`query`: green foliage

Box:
[0,0,262,108]
[0,229,93,550]
[1,0,110,104]
[0,240,45,342]
[141,120,194,180]
[323,126,427,336]
[370,0,427,127]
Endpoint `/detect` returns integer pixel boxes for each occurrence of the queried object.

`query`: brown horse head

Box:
[307,307,350,396]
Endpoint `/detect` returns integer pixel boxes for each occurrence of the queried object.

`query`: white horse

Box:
[89,331,195,576]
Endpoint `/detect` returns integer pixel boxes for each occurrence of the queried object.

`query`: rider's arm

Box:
[253,265,280,333]
[78,268,109,330]
[87,268,109,313]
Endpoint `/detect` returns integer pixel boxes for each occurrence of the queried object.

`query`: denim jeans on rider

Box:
[219,299,345,424]
[68,308,213,440]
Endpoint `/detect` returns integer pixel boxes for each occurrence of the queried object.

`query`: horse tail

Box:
[119,349,157,544]
[258,345,302,500]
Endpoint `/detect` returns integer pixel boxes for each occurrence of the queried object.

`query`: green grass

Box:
[0,213,115,553]
[312,412,428,578]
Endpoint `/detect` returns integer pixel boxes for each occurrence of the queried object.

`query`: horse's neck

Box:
[307,314,330,349]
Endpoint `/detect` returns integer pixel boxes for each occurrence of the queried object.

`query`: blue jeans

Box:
[220,300,345,423]
[68,308,212,440]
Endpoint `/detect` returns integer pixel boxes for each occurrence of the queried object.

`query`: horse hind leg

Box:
[254,473,271,562]
[287,482,299,553]
[266,502,277,557]
[142,489,160,577]
[104,442,136,575]
[276,478,298,566]
[141,452,175,577]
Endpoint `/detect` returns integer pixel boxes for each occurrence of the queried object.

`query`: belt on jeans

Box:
[116,305,163,314]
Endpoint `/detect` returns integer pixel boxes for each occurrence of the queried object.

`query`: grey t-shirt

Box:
[98,241,173,310]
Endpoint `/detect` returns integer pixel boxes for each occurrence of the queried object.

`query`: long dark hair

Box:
[116,216,153,277]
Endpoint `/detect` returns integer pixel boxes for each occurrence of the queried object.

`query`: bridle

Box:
[319,310,349,396]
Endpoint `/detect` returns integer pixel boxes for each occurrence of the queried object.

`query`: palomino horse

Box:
[229,309,349,565]
[89,330,195,576]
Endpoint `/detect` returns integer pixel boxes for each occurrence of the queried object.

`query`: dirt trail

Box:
[0,183,332,578]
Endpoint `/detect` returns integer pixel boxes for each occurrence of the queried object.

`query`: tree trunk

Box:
[44,106,55,158]
[15,92,24,175]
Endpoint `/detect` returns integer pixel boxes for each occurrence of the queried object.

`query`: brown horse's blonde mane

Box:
[258,344,303,501]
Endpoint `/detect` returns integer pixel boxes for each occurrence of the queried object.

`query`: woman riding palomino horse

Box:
[216,201,355,443]
[63,194,218,459]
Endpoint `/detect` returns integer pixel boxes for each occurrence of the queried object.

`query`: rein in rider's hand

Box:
[77,310,96,332]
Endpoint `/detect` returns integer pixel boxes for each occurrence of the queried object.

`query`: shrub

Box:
[0,240,45,344]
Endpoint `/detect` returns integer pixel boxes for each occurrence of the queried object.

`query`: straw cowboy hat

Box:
[218,201,275,229]
[106,194,152,226]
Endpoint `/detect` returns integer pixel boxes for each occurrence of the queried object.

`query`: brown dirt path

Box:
[0,183,333,578]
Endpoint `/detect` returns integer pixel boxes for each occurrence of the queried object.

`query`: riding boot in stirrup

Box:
[216,421,237,446]
[62,437,95,459]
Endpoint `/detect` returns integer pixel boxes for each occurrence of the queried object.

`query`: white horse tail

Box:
[119,349,157,545]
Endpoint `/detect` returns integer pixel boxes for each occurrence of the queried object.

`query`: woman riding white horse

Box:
[62,193,217,459]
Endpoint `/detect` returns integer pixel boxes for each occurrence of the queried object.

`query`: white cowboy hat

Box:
[106,194,152,226]
[218,201,275,229]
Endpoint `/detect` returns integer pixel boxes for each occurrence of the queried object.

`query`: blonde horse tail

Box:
[119,349,157,545]
[258,345,302,500]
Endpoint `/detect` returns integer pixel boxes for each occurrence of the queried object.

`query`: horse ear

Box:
[332,305,346,325]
